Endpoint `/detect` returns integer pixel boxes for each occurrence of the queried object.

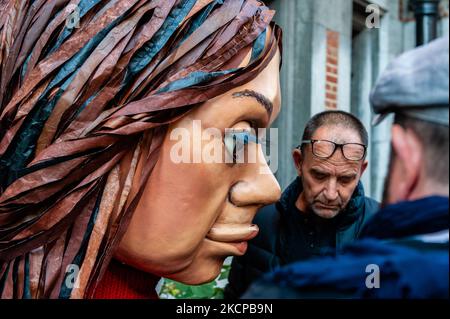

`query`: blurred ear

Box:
[292,148,303,176]
[390,124,423,200]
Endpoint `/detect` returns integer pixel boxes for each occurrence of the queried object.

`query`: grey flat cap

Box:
[370,37,449,126]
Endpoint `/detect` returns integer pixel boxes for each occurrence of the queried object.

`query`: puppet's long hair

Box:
[0,0,281,298]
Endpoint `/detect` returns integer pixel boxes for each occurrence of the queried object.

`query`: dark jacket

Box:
[224,177,379,299]
[243,196,449,299]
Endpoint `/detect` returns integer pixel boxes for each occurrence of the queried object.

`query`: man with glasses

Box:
[225,110,378,299]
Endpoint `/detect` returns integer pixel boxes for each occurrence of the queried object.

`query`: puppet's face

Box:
[117,48,281,284]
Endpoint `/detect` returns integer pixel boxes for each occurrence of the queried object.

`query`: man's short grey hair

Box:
[301,110,369,149]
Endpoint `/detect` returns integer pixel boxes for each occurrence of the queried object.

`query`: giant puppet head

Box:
[0,0,282,298]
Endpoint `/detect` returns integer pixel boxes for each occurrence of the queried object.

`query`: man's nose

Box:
[323,179,339,202]
[229,148,281,207]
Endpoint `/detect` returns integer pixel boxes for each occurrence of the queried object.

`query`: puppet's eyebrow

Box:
[232,90,273,118]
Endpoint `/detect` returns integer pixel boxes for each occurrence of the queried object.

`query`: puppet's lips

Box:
[206,223,259,243]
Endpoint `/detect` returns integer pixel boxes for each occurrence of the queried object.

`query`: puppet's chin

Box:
[114,238,227,285]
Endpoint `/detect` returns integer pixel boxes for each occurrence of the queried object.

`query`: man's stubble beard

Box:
[300,177,343,219]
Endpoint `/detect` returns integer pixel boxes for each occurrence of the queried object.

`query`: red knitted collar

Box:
[91,259,160,299]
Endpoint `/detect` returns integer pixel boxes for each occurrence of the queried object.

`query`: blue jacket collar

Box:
[361,196,449,239]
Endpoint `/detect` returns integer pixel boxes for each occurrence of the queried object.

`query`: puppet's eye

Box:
[224,129,259,164]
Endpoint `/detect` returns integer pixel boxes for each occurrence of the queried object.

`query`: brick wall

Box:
[325,29,339,109]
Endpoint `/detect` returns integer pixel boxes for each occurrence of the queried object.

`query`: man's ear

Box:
[292,148,303,176]
[391,124,423,199]
[360,160,368,176]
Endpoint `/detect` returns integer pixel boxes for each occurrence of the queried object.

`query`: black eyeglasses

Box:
[298,139,367,161]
